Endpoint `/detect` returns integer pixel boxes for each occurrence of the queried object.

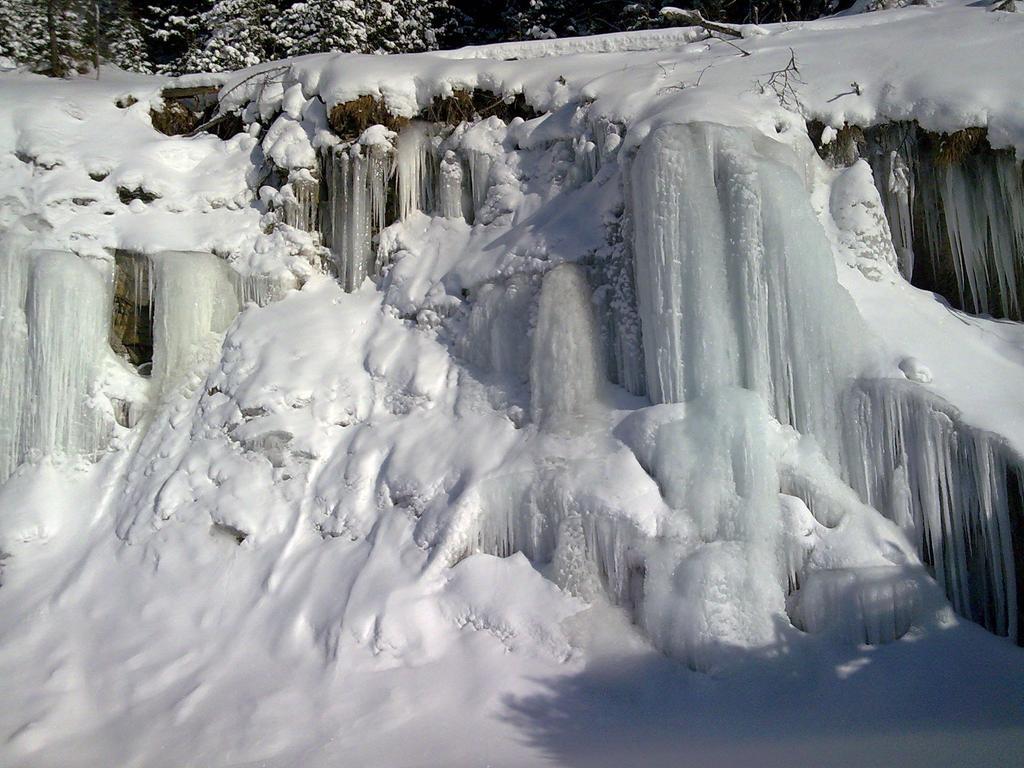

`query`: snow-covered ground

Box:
[2,3,1024,766]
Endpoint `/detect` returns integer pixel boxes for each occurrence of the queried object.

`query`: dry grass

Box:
[327,89,539,140]
[150,100,201,136]
[935,127,988,166]
[422,89,538,126]
[328,96,409,139]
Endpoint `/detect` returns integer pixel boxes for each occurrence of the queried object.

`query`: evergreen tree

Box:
[136,1,204,73]
[271,0,447,58]
[178,0,272,73]
[367,0,445,53]
[270,0,371,57]
[0,0,49,66]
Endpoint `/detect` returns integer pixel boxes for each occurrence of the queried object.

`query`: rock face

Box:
[110,251,153,369]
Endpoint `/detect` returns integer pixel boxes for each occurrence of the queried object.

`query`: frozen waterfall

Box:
[0,242,110,482]
[150,251,242,393]
[843,379,1022,642]
[865,124,1024,319]
[530,263,604,427]
[630,122,863,459]
[0,242,244,481]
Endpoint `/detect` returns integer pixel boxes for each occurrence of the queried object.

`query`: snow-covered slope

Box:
[2,3,1024,767]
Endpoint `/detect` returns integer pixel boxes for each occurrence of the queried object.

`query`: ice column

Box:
[530,264,603,427]
[150,251,241,393]
[642,390,785,669]
[843,379,1021,642]
[0,242,110,481]
[437,150,467,221]
[630,122,861,458]
[396,121,434,220]
[325,143,394,291]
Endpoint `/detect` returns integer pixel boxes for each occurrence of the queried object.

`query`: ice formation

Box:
[0,239,110,482]
[630,122,862,460]
[530,264,604,426]
[865,123,1024,319]
[396,121,436,221]
[149,251,242,392]
[323,141,393,290]
[843,379,1022,641]
[5,11,1024,760]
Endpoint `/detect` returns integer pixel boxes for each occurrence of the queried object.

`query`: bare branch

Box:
[660,7,746,39]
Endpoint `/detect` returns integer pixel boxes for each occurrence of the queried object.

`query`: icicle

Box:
[466,149,493,224]
[150,251,241,394]
[842,379,1020,642]
[282,170,320,232]
[458,274,534,380]
[567,136,598,188]
[530,263,604,427]
[866,124,1024,319]
[325,143,395,291]
[630,122,861,461]
[0,242,110,482]
[396,121,434,220]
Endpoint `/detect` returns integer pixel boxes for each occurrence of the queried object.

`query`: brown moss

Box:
[328,95,409,140]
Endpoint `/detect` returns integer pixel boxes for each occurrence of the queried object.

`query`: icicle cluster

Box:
[396,121,436,221]
[323,142,393,291]
[865,123,1024,319]
[281,170,320,233]
[843,379,1022,642]
[321,119,506,291]
[149,251,242,393]
[0,242,110,482]
[630,122,862,459]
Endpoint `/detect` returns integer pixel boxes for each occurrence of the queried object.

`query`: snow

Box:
[2,3,1024,766]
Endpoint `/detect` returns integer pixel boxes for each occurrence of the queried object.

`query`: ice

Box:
[150,251,242,393]
[843,379,1021,642]
[5,8,1024,763]
[530,263,604,427]
[323,142,394,291]
[786,566,923,645]
[630,122,863,460]
[396,121,435,221]
[437,150,468,221]
[459,274,534,380]
[595,216,646,396]
[0,241,111,481]
[865,124,1024,318]
[640,390,786,669]
[281,170,320,233]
